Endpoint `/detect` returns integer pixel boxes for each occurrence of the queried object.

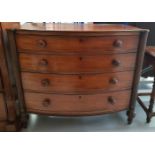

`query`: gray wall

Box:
[133,22,155,46]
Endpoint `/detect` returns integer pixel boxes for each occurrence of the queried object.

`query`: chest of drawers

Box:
[7,23,148,125]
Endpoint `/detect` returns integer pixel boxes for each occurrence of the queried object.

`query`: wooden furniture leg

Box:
[146,67,155,122]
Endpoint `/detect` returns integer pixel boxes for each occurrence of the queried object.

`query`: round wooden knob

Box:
[113,40,123,48]
[112,59,120,67]
[37,39,47,48]
[42,99,51,107]
[41,79,50,87]
[39,59,48,66]
[108,96,116,104]
[109,78,118,84]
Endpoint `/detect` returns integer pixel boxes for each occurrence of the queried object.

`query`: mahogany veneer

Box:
[19,53,137,74]
[21,71,134,93]
[7,23,149,125]
[25,90,131,115]
[16,35,139,53]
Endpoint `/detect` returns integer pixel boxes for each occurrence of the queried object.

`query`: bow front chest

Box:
[7,23,148,125]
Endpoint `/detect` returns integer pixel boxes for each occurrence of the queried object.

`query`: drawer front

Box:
[24,90,131,115]
[19,53,136,74]
[21,71,134,93]
[16,35,139,53]
[0,94,7,121]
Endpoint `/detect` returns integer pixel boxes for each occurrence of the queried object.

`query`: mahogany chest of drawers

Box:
[7,23,148,125]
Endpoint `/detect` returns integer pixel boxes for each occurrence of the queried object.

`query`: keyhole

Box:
[78,96,82,99]
[78,76,82,79]
[79,57,83,61]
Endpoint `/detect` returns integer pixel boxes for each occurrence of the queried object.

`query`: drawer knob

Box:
[113,40,123,48]
[108,96,116,104]
[37,39,47,48]
[112,59,120,67]
[109,78,118,84]
[39,59,48,66]
[42,99,51,107]
[41,79,50,87]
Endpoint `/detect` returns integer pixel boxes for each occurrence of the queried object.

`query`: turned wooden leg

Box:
[127,109,136,124]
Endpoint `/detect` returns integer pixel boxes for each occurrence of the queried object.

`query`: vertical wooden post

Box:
[127,31,149,124]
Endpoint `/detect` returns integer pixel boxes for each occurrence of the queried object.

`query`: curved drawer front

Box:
[16,35,139,53]
[21,71,134,93]
[0,94,6,121]
[19,53,136,74]
[25,90,131,115]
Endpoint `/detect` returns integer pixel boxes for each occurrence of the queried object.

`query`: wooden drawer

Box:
[16,35,139,53]
[21,71,134,93]
[24,90,131,115]
[19,53,136,74]
[0,94,6,121]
